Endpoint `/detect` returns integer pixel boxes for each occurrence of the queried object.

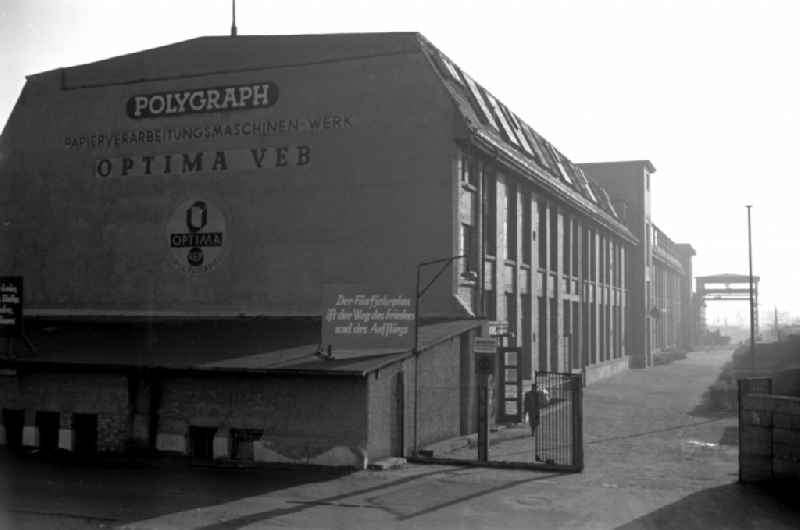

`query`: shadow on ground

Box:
[191,469,559,530]
[615,482,800,530]
[0,448,349,526]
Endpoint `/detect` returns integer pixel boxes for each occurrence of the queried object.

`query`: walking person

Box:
[524,382,547,462]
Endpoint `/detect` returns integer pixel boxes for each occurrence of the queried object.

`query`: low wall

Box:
[0,369,370,467]
[739,377,800,482]
[584,356,629,386]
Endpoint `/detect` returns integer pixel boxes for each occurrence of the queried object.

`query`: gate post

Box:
[477,374,489,462]
[572,375,584,471]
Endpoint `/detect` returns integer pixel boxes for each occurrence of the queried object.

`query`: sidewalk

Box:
[122,350,800,529]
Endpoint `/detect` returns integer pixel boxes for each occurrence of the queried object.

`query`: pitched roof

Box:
[419,37,635,240]
[22,32,635,241]
[0,318,481,376]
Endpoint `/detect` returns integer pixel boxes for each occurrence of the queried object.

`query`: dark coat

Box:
[524,388,546,424]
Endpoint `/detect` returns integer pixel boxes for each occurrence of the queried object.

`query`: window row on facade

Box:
[456,147,631,378]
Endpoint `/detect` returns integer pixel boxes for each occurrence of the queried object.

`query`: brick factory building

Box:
[0,33,695,467]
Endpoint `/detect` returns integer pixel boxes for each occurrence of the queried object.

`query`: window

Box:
[459,150,478,187]
[438,53,464,85]
[505,292,516,334]
[590,230,597,281]
[189,426,217,461]
[73,413,98,455]
[483,263,496,320]
[538,201,547,268]
[504,182,517,261]
[549,209,558,271]
[231,429,262,462]
[483,91,520,147]
[538,296,547,370]
[460,223,477,274]
[462,73,500,130]
[572,221,579,275]
[577,167,598,203]
[35,411,60,452]
[522,193,532,265]
[485,175,497,257]
[502,107,535,156]
[2,409,24,449]
[563,216,571,275]
[518,124,549,168]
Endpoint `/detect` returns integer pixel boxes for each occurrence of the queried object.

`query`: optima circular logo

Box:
[166,199,227,274]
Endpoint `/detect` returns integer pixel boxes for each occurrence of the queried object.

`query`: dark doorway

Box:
[35,411,60,452]
[73,413,98,454]
[230,429,261,463]
[189,426,216,462]
[2,409,24,449]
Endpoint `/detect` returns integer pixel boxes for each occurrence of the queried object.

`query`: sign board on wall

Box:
[320,284,415,358]
[473,336,498,354]
[488,320,509,337]
[166,199,227,274]
[0,277,23,337]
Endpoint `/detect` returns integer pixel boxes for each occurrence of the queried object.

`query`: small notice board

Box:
[320,284,415,358]
[0,276,23,338]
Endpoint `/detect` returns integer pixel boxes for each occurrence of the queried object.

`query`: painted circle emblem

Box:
[166,199,226,274]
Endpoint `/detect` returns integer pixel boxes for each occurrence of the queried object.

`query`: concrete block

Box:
[22,426,38,447]
[213,435,229,460]
[156,433,186,454]
[0,425,5,445]
[58,428,74,451]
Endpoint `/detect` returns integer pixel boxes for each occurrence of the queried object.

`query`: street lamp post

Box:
[412,254,478,453]
[746,205,755,373]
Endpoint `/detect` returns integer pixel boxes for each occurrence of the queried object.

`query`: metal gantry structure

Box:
[696,273,760,338]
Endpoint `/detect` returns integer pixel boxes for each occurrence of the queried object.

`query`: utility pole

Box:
[774,307,780,342]
[746,205,755,372]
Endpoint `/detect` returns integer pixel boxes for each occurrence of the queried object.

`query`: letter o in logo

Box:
[149,95,166,115]
[96,159,112,177]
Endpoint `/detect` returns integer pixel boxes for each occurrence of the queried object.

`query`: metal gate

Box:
[411,370,583,472]
[532,371,583,472]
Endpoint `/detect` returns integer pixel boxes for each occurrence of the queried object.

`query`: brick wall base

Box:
[740,379,800,483]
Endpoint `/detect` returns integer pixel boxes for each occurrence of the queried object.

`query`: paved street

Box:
[3,348,799,529]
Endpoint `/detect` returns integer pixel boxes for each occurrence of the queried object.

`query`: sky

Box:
[0,0,798,327]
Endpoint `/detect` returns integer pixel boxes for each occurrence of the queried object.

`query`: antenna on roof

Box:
[230,0,238,37]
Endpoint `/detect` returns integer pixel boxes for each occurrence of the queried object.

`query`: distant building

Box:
[578,161,696,366]
[0,33,694,466]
